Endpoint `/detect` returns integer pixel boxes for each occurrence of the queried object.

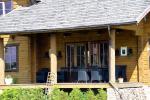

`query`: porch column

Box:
[31,36,37,83]
[109,29,116,83]
[50,34,57,84]
[0,38,5,84]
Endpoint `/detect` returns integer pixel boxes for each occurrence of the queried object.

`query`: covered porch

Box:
[29,28,131,84]
[0,24,149,85]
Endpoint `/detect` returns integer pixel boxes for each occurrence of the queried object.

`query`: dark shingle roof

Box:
[0,0,150,33]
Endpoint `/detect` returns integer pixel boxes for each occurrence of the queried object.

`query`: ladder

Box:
[45,72,56,94]
[46,72,55,86]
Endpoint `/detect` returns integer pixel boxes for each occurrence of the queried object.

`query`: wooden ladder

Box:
[46,72,55,86]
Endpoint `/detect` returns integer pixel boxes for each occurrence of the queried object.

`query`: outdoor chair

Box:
[78,69,89,83]
[91,70,102,83]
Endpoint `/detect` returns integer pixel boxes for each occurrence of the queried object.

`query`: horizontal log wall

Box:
[1,35,31,84]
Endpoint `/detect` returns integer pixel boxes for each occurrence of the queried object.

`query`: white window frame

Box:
[0,2,6,15]
[120,46,127,56]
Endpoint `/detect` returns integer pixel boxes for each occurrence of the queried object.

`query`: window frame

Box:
[0,0,13,15]
[0,2,5,15]
[5,44,19,72]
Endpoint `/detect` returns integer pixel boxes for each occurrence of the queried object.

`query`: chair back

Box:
[78,69,89,82]
[91,70,102,82]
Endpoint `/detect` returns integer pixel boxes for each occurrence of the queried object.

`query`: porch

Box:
[0,27,148,85]
[30,29,130,84]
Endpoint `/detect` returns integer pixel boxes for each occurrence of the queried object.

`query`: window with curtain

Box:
[66,42,109,68]
[5,44,18,71]
[0,0,12,15]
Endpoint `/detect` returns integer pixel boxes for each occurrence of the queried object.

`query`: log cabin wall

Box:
[1,35,31,84]
[0,0,31,84]
[115,31,138,82]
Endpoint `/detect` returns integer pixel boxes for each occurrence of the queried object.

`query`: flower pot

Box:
[118,78,123,83]
[5,78,13,85]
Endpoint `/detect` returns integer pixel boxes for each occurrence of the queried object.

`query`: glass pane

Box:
[5,10,11,13]
[67,46,70,57]
[5,46,17,70]
[0,3,3,9]
[77,55,80,67]
[71,46,74,67]
[81,46,85,55]
[81,56,85,67]
[11,46,17,69]
[0,9,3,15]
[67,57,70,67]
[5,1,12,10]
[100,44,103,67]
[0,3,3,15]
[77,46,80,56]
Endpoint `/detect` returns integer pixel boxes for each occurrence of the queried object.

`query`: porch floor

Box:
[0,82,145,89]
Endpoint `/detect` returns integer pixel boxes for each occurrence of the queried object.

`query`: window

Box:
[5,44,18,71]
[90,42,109,67]
[66,43,86,68]
[0,0,12,15]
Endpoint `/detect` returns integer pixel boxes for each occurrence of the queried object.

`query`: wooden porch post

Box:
[0,38,5,84]
[109,30,116,83]
[50,34,57,84]
[31,36,37,83]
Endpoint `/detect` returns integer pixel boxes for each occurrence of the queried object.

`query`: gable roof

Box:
[0,0,150,34]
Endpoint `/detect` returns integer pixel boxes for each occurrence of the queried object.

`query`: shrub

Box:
[96,89,107,100]
[85,89,97,100]
[0,88,107,100]
[0,88,48,100]
[49,88,69,100]
[69,88,85,100]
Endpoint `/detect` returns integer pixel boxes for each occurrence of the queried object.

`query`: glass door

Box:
[77,44,86,68]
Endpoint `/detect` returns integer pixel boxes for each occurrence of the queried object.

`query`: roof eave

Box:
[0,21,137,35]
[136,5,150,23]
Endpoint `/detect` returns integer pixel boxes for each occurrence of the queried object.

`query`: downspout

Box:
[109,82,123,99]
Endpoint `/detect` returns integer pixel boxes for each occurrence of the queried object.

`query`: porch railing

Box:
[57,67,109,83]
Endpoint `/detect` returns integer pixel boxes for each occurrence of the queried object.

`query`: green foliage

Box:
[85,89,97,100]
[0,88,48,100]
[69,88,86,100]
[50,88,69,100]
[12,78,18,84]
[96,89,107,100]
[0,88,107,100]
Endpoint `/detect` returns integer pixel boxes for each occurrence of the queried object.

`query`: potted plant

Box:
[118,76,123,83]
[5,75,13,85]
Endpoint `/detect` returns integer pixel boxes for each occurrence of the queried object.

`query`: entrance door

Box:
[66,43,86,68]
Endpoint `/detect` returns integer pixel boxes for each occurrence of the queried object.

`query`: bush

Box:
[69,88,86,100]
[0,88,48,100]
[85,89,97,100]
[0,88,107,100]
[96,89,107,100]
[50,88,69,100]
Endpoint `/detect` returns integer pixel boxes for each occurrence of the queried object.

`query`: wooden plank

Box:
[114,24,137,31]
[0,82,144,89]
[109,30,116,83]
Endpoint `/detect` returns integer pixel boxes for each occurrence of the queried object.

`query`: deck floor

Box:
[0,82,144,89]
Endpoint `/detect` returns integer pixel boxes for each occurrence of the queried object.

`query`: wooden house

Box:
[0,0,150,88]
